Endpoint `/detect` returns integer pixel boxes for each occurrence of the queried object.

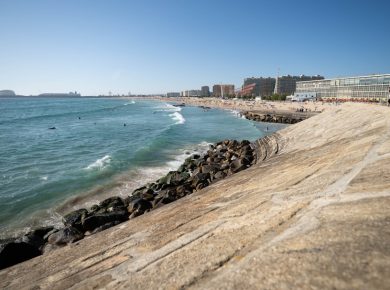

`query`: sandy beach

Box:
[148,96,344,114]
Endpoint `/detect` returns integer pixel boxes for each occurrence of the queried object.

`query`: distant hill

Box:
[0,90,16,96]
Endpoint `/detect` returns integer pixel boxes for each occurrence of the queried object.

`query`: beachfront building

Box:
[274,75,324,95]
[201,86,210,97]
[180,90,203,97]
[295,74,390,103]
[213,84,235,98]
[237,83,257,97]
[243,77,275,97]
[166,92,180,97]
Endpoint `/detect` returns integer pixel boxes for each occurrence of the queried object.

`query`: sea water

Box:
[0,98,285,238]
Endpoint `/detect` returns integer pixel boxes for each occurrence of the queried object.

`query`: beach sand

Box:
[150,96,337,113]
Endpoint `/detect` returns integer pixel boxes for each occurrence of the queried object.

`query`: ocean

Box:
[0,97,285,238]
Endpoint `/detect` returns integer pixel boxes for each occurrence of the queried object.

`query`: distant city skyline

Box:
[0,0,389,96]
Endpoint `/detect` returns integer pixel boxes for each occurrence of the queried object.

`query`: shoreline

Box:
[0,100,283,269]
[143,96,332,114]
[0,133,279,269]
[2,103,390,288]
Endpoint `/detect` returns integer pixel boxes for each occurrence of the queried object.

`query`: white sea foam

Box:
[165,103,181,111]
[85,155,111,170]
[166,141,211,170]
[154,103,182,112]
[169,111,186,125]
[229,109,241,118]
[40,176,48,181]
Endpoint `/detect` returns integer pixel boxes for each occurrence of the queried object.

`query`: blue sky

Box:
[0,0,389,95]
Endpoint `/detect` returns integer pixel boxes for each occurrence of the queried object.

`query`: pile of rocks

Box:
[0,139,257,270]
[243,111,305,124]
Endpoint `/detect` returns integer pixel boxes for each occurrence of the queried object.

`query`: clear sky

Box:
[0,0,389,95]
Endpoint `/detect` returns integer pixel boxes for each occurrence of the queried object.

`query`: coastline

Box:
[1,99,269,240]
[1,99,284,269]
[143,96,331,114]
[0,133,276,269]
[2,103,390,289]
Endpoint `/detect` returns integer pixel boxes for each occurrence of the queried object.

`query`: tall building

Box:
[237,83,257,97]
[243,77,275,97]
[212,84,235,97]
[201,86,210,97]
[274,75,324,95]
[295,74,390,102]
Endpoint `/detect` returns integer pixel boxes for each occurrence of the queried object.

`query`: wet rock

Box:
[91,197,128,214]
[63,208,88,231]
[16,232,45,251]
[29,226,55,239]
[0,241,41,270]
[99,196,125,209]
[127,198,152,215]
[89,204,100,212]
[82,211,128,232]
[47,226,84,246]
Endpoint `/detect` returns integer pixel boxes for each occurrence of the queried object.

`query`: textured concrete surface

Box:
[1,103,390,289]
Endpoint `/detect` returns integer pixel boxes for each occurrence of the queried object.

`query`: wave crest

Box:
[169,112,185,125]
[85,155,111,170]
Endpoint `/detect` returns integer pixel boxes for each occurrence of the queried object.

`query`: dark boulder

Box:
[0,241,41,270]
[29,226,55,239]
[240,140,251,146]
[153,190,177,205]
[62,208,88,231]
[99,196,125,209]
[190,172,210,188]
[127,198,152,214]
[47,226,84,246]
[141,190,155,201]
[82,211,128,232]
[16,232,45,251]
[172,171,190,185]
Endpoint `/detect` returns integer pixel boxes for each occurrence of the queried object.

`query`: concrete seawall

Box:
[1,104,390,289]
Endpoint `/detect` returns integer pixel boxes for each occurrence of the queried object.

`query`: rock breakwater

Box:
[0,135,282,270]
[243,110,316,124]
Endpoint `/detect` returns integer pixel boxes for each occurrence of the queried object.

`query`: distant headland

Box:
[0,91,81,98]
[0,90,16,97]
